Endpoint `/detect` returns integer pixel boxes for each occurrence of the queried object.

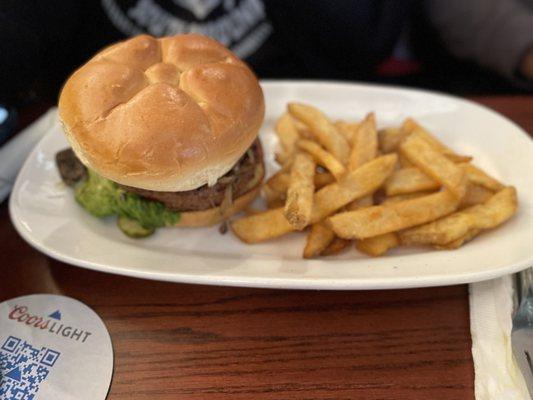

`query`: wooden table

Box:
[1,96,532,399]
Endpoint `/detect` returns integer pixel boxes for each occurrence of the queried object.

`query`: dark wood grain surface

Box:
[1,96,532,399]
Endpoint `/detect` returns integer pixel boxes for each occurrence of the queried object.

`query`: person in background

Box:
[1,0,532,110]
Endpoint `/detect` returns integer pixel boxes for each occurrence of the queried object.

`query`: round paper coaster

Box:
[0,294,113,399]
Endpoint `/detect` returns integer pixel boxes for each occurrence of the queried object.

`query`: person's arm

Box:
[426,0,533,82]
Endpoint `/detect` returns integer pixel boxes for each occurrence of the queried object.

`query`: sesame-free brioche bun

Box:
[58,34,265,192]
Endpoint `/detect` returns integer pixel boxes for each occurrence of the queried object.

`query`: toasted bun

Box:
[58,34,265,191]
[175,184,261,227]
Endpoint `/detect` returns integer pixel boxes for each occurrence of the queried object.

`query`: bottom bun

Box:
[173,185,261,227]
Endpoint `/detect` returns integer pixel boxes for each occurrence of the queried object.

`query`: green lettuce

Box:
[75,169,180,228]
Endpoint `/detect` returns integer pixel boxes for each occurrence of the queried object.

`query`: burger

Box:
[55,34,265,237]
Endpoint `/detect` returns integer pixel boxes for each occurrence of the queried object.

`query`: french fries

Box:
[335,120,360,143]
[310,154,397,222]
[400,131,467,199]
[288,103,350,163]
[275,113,300,157]
[232,208,293,244]
[399,187,517,246]
[303,222,335,259]
[459,183,494,209]
[328,190,460,239]
[231,103,519,259]
[230,154,397,243]
[284,152,316,229]
[297,139,346,180]
[384,167,439,196]
[356,233,399,256]
[322,237,351,256]
[348,113,377,170]
[461,163,504,191]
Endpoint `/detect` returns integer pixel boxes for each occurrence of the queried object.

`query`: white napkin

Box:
[0,107,58,203]
[469,277,530,399]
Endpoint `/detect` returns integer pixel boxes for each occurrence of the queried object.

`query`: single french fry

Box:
[380,191,436,205]
[322,237,351,256]
[314,172,335,189]
[346,195,374,211]
[266,170,291,193]
[335,120,360,143]
[461,163,504,191]
[297,139,346,180]
[284,152,316,229]
[288,103,349,162]
[398,153,414,168]
[303,222,335,259]
[276,113,300,155]
[345,113,378,210]
[399,187,517,246]
[378,127,408,153]
[356,233,399,256]
[231,154,397,243]
[263,185,286,208]
[348,112,378,170]
[459,183,494,209]
[402,118,471,162]
[434,229,481,249]
[328,190,460,239]
[384,167,440,196]
[231,207,294,243]
[400,131,467,199]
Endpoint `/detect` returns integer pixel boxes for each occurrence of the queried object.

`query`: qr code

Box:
[0,336,60,400]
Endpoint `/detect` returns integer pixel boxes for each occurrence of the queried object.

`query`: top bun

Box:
[58,34,264,191]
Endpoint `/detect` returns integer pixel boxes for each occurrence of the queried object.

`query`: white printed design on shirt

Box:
[101,0,272,59]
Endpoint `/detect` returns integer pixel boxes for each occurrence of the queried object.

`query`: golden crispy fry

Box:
[348,113,378,170]
[284,152,316,229]
[322,237,351,256]
[434,229,481,249]
[399,187,517,246]
[266,170,291,193]
[384,167,439,196]
[288,103,349,162]
[274,151,287,166]
[402,118,471,162]
[292,117,312,138]
[378,127,408,153]
[232,154,397,243]
[314,172,335,189]
[231,207,293,243]
[461,163,504,191]
[380,191,436,205]
[328,190,460,239]
[297,139,346,180]
[335,120,360,143]
[263,184,286,209]
[459,183,494,209]
[303,222,335,259]
[446,154,473,163]
[398,153,414,168]
[400,131,467,199]
[355,233,399,256]
[310,154,397,223]
[345,195,374,211]
[244,206,265,216]
[276,113,300,155]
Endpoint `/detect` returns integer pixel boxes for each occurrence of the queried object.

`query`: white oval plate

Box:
[9,81,533,289]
